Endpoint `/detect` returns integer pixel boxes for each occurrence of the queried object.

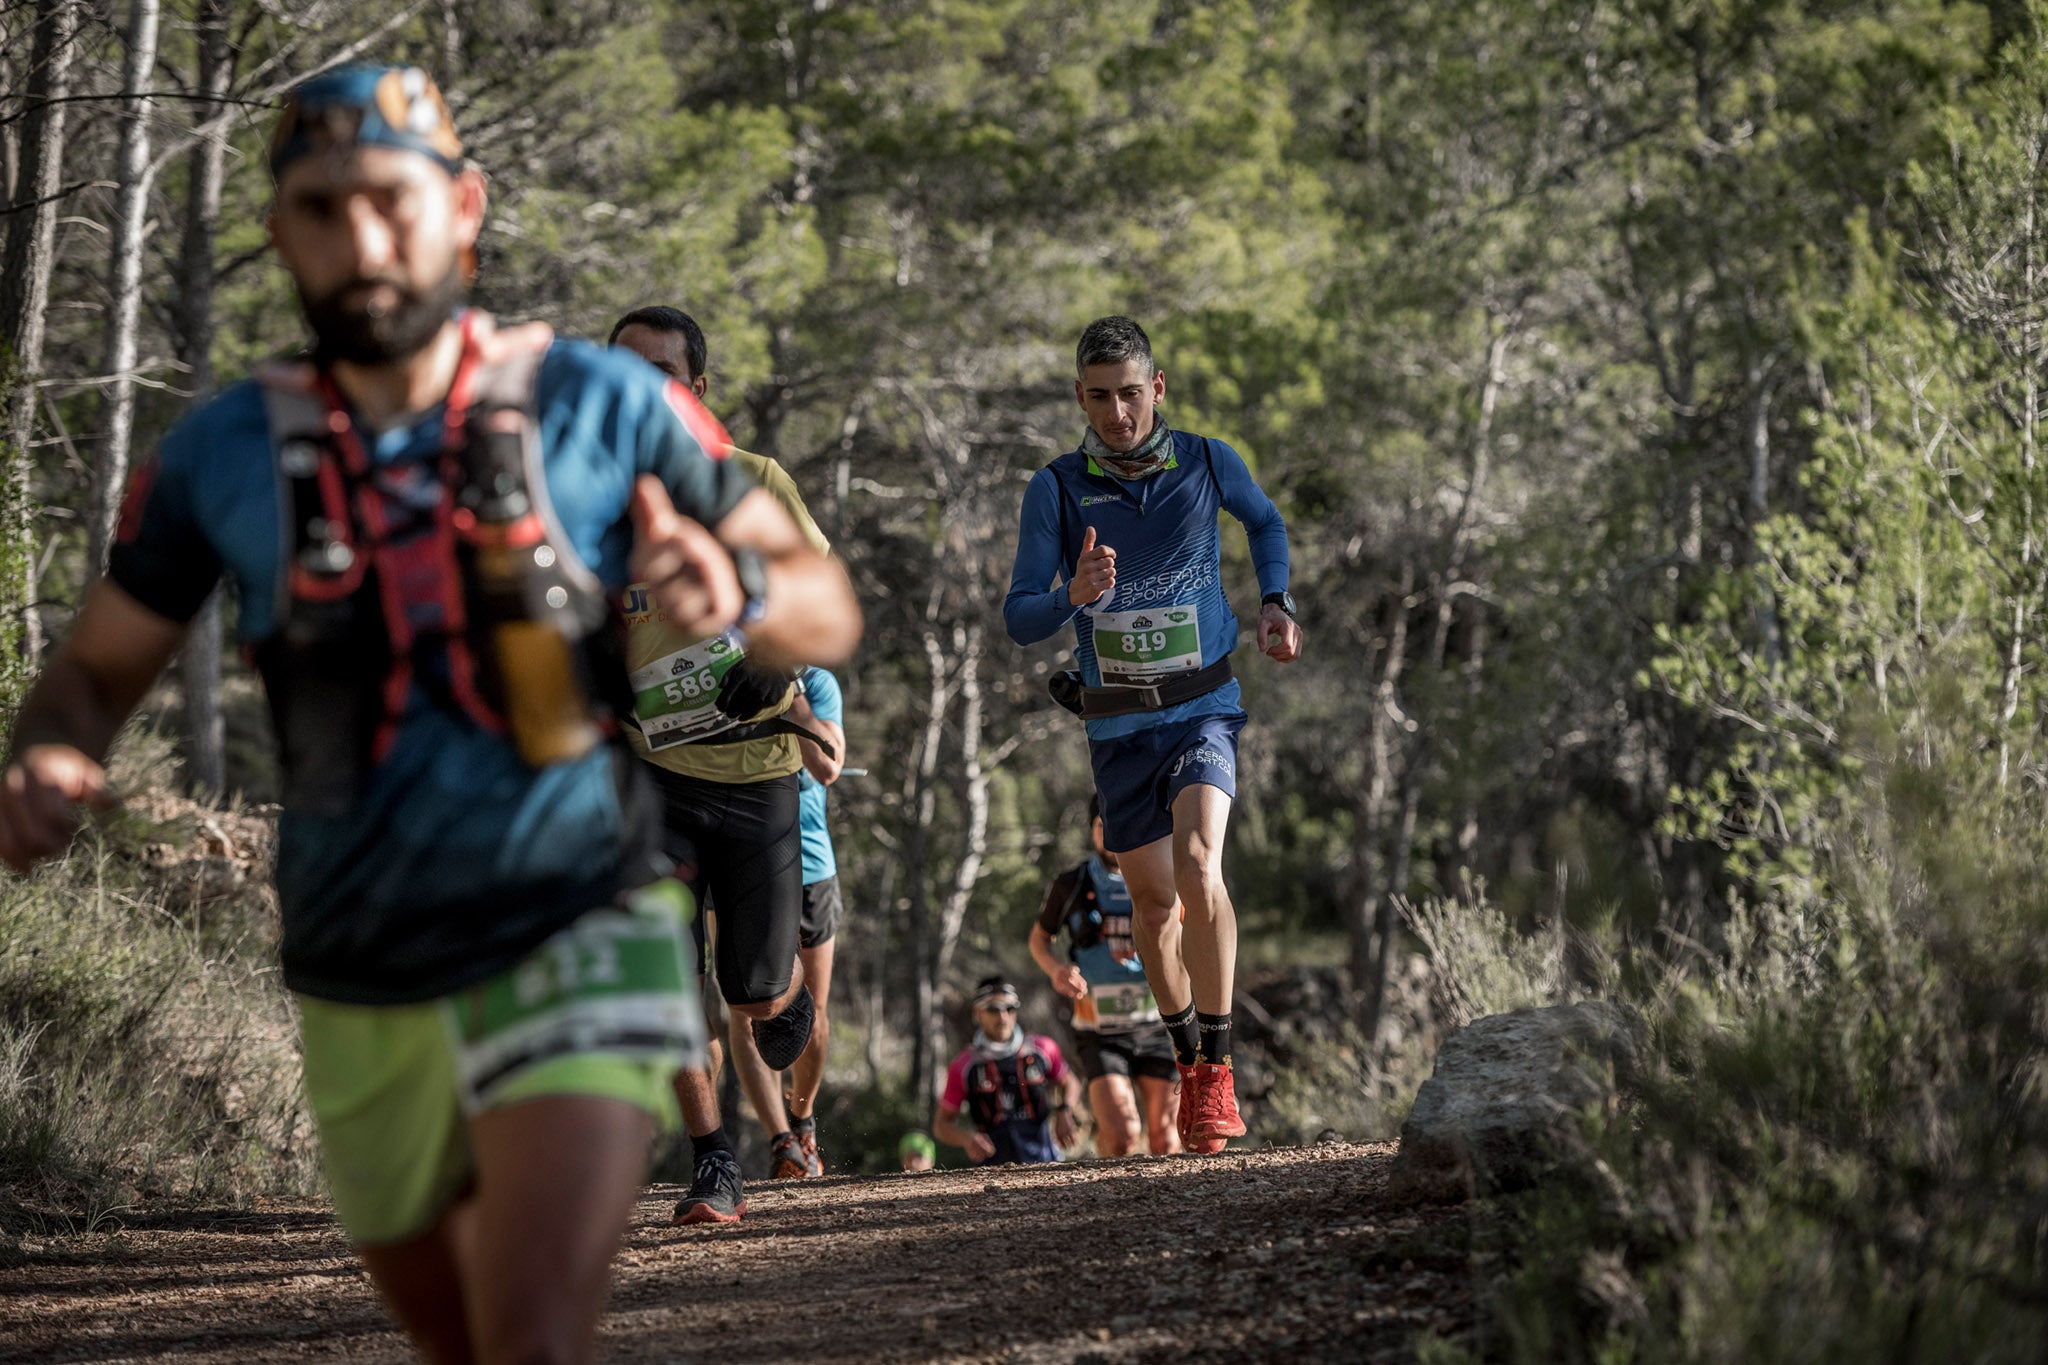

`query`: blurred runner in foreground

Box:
[0,67,858,1364]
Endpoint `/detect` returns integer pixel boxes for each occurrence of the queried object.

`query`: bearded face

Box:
[269,145,484,369]
[296,259,466,366]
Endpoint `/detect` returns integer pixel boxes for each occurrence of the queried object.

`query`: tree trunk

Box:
[1351,558,1414,1041]
[85,0,163,576]
[0,0,81,688]
[902,617,953,1114]
[173,0,230,799]
[931,622,989,1007]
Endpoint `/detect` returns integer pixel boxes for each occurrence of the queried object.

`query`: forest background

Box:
[3,0,2047,1358]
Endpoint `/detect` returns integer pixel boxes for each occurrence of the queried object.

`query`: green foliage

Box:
[0,735,313,1244]
[1467,703,2048,1362]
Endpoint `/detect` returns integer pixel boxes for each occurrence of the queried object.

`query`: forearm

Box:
[787,696,844,782]
[8,656,130,766]
[7,580,187,766]
[1002,584,1078,646]
[1250,526,1290,598]
[1028,926,1064,980]
[748,552,861,671]
[932,1105,978,1150]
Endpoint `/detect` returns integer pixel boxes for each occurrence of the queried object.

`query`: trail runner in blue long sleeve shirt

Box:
[1003,315,1303,1152]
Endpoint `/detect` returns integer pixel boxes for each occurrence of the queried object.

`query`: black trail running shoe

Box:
[751,983,816,1071]
[673,1149,747,1225]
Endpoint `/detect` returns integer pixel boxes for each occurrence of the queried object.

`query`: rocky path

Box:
[0,1141,1471,1363]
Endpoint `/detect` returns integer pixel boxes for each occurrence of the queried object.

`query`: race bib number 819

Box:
[1091,605,1201,683]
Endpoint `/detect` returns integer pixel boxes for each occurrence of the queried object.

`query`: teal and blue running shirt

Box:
[796,667,843,886]
[1003,428,1289,741]
[108,331,749,1005]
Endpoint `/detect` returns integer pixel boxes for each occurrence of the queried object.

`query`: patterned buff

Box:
[1082,411,1174,480]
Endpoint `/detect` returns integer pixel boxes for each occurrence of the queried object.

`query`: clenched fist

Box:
[1068,526,1117,607]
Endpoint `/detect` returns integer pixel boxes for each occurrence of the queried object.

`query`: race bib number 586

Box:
[629,634,745,748]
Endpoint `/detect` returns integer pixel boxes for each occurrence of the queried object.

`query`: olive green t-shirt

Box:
[622,449,832,784]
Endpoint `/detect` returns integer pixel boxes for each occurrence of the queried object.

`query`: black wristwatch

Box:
[1262,590,1297,620]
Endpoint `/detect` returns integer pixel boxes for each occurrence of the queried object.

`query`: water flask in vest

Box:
[457,407,603,766]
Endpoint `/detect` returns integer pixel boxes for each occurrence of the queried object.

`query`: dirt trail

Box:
[0,1141,1471,1363]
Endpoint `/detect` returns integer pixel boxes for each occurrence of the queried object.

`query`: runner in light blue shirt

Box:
[1003,315,1304,1154]
[785,666,847,1170]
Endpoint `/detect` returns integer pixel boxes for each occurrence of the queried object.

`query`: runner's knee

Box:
[1173,825,1222,877]
[1131,896,1178,933]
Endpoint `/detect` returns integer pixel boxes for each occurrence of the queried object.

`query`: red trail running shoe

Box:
[1175,1061,1202,1149]
[1188,1061,1246,1145]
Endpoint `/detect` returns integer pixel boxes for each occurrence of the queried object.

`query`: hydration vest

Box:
[962,1042,1055,1135]
[250,312,624,817]
[1063,858,1137,962]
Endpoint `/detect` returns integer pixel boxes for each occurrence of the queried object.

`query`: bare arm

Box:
[1030,924,1087,1000]
[786,690,845,784]
[933,1101,994,1162]
[1052,1066,1085,1148]
[714,488,861,670]
[1,581,191,872]
[630,480,862,672]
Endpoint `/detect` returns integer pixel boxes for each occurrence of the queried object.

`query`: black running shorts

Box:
[1071,1027,1179,1083]
[799,876,842,949]
[649,767,803,1007]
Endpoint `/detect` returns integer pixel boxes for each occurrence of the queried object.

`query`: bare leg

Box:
[1138,1074,1182,1154]
[1168,783,1237,1015]
[455,1095,653,1365]
[728,1008,793,1140]
[1117,836,1191,1017]
[673,1064,722,1140]
[1087,1074,1142,1157]
[784,938,835,1121]
[355,1219,475,1365]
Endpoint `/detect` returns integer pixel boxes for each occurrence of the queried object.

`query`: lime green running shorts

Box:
[296,881,701,1247]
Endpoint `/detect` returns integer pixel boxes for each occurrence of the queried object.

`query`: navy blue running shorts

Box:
[1088,711,1246,853]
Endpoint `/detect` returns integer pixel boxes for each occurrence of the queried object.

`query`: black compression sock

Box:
[691,1126,733,1160]
[1197,1012,1232,1066]
[1163,1003,1199,1065]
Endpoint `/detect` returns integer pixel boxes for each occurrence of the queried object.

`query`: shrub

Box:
[0,732,315,1253]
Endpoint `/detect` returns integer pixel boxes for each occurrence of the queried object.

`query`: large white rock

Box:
[1389,1001,1641,1202]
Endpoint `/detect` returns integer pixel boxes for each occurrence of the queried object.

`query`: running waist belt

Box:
[681,715,838,761]
[1048,657,1233,720]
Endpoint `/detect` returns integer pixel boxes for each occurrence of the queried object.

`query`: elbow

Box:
[1002,598,1045,647]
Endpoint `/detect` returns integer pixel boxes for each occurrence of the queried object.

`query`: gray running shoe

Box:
[673,1149,746,1224]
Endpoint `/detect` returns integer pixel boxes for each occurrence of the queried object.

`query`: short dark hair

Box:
[1076,315,1154,378]
[608,305,707,382]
